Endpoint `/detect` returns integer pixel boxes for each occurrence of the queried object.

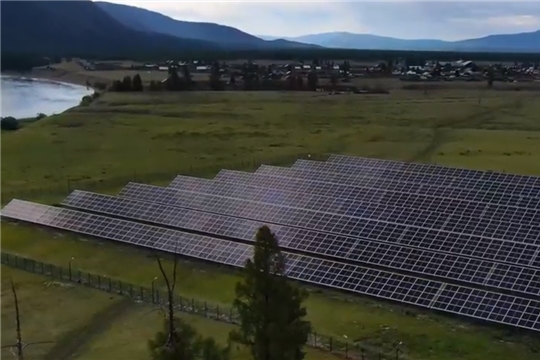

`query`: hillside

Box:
[454,30,540,52]
[95,1,319,50]
[264,30,540,53]
[0,0,219,56]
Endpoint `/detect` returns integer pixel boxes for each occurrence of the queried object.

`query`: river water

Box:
[1,75,93,119]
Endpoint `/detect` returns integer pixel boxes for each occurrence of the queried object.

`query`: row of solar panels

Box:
[62,188,540,298]
[2,155,540,332]
[2,199,540,332]
[327,154,540,187]
[252,164,540,209]
[117,181,540,265]
[324,155,540,195]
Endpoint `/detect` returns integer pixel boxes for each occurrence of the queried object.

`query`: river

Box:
[1,75,93,119]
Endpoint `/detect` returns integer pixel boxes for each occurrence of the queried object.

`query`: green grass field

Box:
[2,89,540,360]
[1,267,340,360]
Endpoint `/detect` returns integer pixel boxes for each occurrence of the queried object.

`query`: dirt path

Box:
[42,297,134,360]
[408,100,517,163]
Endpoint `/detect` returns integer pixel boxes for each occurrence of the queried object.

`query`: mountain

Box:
[262,31,540,52]
[1,0,219,56]
[453,30,540,52]
[96,1,319,50]
[263,32,449,51]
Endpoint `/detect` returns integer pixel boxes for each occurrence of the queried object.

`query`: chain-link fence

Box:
[2,252,407,360]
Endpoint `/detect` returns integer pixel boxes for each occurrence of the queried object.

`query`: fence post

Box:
[130,284,133,297]
[140,286,144,301]
[119,280,123,295]
[5,253,9,265]
[229,308,233,322]
[108,277,112,292]
[78,270,82,282]
[98,275,101,289]
[204,302,208,317]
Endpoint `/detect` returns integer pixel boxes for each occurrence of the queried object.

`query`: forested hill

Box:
[0,0,218,56]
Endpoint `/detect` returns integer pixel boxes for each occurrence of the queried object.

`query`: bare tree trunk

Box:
[12,278,24,360]
[1,279,54,359]
[156,252,179,347]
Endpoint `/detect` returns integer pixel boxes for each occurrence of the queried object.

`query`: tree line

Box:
[108,63,347,93]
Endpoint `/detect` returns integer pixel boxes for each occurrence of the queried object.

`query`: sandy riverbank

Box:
[2,68,93,88]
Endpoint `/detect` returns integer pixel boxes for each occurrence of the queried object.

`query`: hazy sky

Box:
[102,1,540,40]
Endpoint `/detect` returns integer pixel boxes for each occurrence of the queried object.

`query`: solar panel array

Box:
[2,154,540,333]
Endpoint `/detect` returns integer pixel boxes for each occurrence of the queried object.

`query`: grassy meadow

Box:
[1,267,340,360]
[2,87,540,359]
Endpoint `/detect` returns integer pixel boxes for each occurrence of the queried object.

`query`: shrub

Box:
[80,95,93,106]
[1,116,20,131]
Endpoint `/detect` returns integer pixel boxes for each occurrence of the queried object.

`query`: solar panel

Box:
[328,154,540,189]
[61,189,540,296]
[114,184,540,269]
[2,199,539,332]
[160,175,540,247]
[254,165,539,210]
[292,160,540,200]
[205,170,540,227]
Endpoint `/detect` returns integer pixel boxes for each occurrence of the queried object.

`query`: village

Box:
[78,57,540,84]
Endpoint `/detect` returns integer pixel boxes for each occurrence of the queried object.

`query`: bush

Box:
[1,116,20,131]
[36,113,47,120]
[80,95,93,106]
[92,81,108,90]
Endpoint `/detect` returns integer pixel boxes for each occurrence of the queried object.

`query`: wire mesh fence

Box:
[1,252,407,360]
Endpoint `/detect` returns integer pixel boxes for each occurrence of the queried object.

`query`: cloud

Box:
[103,1,540,39]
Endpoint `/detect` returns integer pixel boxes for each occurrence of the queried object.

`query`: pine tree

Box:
[230,226,311,360]
[132,74,143,91]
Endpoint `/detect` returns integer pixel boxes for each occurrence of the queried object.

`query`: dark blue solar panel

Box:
[3,199,539,333]
[252,165,539,210]
[292,159,540,200]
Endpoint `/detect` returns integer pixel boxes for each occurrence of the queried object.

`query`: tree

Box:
[296,75,304,90]
[122,75,132,91]
[230,226,312,360]
[1,278,53,359]
[209,61,224,90]
[1,117,19,131]
[148,255,229,360]
[330,72,339,89]
[149,318,229,360]
[307,71,319,91]
[486,67,495,88]
[181,65,193,89]
[132,74,143,91]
